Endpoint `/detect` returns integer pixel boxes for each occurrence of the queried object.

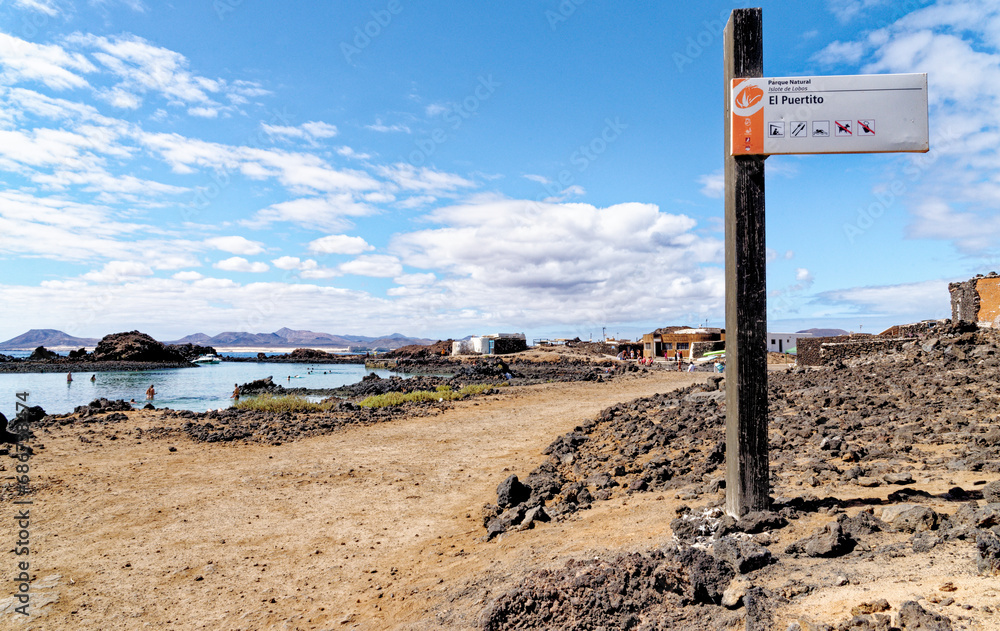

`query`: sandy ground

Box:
[0,371,706,630]
[5,364,1000,630]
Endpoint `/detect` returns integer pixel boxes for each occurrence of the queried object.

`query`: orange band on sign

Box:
[731,79,763,155]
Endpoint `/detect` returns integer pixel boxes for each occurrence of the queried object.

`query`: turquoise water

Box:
[0,361,395,418]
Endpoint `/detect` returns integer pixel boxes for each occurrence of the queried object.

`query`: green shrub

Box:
[232,394,333,413]
[358,382,507,408]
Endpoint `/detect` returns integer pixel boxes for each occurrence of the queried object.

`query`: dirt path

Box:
[1,371,706,630]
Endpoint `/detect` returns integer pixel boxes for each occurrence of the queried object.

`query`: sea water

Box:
[0,358,397,417]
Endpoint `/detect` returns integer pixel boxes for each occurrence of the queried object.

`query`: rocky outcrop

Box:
[28,346,58,360]
[92,331,189,363]
[165,343,218,361]
[237,377,286,397]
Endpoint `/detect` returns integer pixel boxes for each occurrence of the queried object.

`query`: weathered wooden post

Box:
[719,8,928,517]
[723,8,769,517]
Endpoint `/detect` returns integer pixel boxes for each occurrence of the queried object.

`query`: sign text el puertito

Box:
[731,73,929,156]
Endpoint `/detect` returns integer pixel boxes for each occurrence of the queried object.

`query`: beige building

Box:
[641,326,725,360]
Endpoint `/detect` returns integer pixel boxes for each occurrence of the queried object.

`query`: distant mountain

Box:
[796,328,849,337]
[165,328,435,350]
[0,328,435,352]
[0,329,100,350]
[170,332,213,345]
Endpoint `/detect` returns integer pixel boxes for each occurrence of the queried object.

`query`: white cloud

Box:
[376,163,475,193]
[523,174,552,185]
[187,106,219,118]
[425,103,449,117]
[82,260,154,283]
[339,254,403,278]
[271,256,314,271]
[387,196,724,325]
[262,120,338,140]
[812,40,866,65]
[172,270,204,281]
[0,32,95,90]
[698,171,724,199]
[336,146,371,160]
[795,268,814,283]
[16,0,60,16]
[214,257,269,273]
[365,119,411,133]
[248,194,376,231]
[307,234,374,255]
[140,132,380,192]
[818,1,1000,254]
[814,279,951,319]
[205,236,266,255]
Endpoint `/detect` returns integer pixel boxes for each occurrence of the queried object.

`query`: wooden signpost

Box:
[722,8,928,517]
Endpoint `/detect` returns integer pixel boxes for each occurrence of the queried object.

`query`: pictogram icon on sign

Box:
[812,121,830,137]
[835,120,852,136]
[790,121,807,137]
[768,122,784,137]
[858,119,875,135]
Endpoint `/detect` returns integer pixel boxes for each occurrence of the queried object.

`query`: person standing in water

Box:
[146,384,155,399]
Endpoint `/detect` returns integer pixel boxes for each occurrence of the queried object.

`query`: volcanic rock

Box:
[786,520,856,558]
[237,377,286,396]
[712,537,773,574]
[882,505,938,533]
[975,529,1000,575]
[92,331,189,363]
[496,474,531,509]
[28,346,58,360]
[897,600,953,629]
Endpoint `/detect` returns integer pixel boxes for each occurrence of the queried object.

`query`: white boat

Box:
[192,354,222,364]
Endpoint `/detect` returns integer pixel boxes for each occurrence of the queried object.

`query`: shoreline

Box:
[0,360,196,374]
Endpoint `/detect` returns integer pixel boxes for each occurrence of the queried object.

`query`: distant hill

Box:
[164,328,434,350]
[796,328,849,338]
[0,328,436,352]
[0,329,99,350]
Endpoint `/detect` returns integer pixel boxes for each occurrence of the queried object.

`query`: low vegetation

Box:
[232,383,507,412]
[232,394,333,413]
[357,383,505,408]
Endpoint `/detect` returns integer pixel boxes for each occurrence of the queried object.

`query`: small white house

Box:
[766,332,811,354]
[452,333,527,355]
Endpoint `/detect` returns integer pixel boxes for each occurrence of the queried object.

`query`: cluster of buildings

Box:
[451,327,816,360]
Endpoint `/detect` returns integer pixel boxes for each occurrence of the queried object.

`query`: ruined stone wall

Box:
[797,336,907,366]
[950,273,1000,328]
[950,278,981,325]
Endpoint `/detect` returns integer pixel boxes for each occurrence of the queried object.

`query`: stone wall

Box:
[950,278,981,325]
[492,337,528,355]
[797,335,908,366]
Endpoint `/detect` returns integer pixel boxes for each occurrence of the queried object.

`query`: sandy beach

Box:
[0,370,703,629]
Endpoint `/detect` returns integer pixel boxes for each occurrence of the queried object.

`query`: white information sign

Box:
[730,73,928,156]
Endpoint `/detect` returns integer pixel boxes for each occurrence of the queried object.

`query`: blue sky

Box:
[0,0,997,342]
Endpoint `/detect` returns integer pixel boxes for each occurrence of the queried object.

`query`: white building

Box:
[766,332,812,354]
[452,333,527,355]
